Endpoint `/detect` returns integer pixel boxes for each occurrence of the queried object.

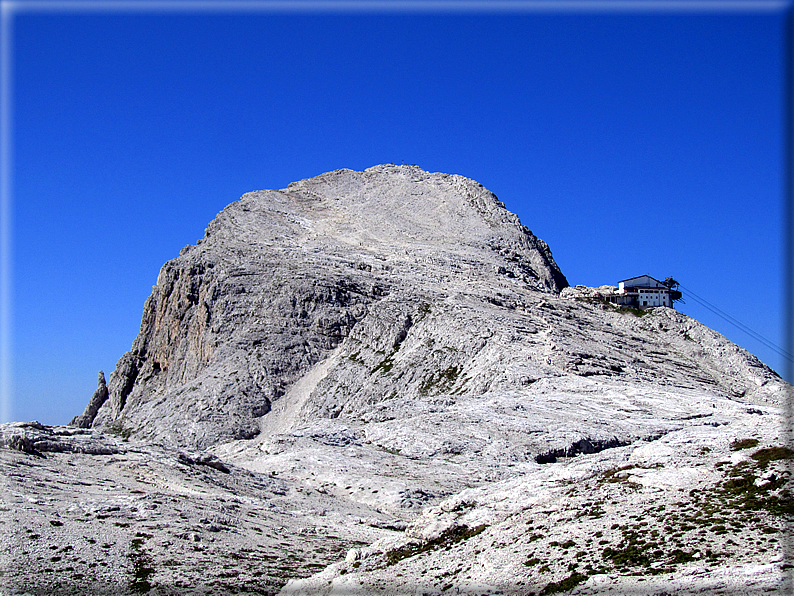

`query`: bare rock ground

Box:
[0,423,395,595]
[281,399,793,595]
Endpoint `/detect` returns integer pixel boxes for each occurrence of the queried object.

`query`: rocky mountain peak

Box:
[77,166,569,447]
[199,164,567,292]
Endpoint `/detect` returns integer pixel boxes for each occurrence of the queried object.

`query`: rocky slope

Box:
[2,165,791,595]
[281,399,793,596]
[74,164,568,449]
[0,422,390,595]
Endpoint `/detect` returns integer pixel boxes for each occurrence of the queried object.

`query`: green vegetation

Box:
[370,328,414,374]
[106,424,133,440]
[601,302,650,317]
[385,524,487,566]
[730,438,760,451]
[751,446,794,468]
[669,549,697,564]
[128,534,155,594]
[540,571,588,595]
[417,302,432,320]
[371,355,395,375]
[580,444,794,585]
[716,450,794,515]
[418,365,462,395]
[602,542,653,568]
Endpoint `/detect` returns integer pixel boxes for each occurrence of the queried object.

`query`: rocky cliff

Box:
[4,165,790,595]
[73,164,568,448]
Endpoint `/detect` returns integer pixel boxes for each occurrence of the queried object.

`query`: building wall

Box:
[635,288,671,307]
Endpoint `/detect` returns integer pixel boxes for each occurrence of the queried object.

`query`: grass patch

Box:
[385,524,487,566]
[669,549,696,564]
[716,449,794,515]
[601,465,635,483]
[751,446,794,468]
[602,543,652,568]
[730,438,759,451]
[417,302,432,319]
[540,572,588,595]
[106,424,133,440]
[371,355,395,375]
[418,365,461,396]
[128,535,155,594]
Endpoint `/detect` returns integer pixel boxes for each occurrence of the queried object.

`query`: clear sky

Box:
[2,0,791,425]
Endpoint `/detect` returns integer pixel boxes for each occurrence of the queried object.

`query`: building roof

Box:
[618,274,666,287]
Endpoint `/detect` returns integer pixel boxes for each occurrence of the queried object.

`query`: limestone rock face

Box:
[84,165,569,448]
[70,370,108,428]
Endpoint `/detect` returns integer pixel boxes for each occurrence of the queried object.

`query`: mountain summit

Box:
[72,165,569,446]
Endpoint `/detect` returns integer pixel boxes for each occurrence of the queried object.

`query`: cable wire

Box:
[677,283,794,363]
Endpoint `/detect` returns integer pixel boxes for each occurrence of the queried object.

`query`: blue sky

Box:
[2,0,791,425]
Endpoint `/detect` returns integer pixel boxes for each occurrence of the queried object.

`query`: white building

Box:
[612,275,676,308]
